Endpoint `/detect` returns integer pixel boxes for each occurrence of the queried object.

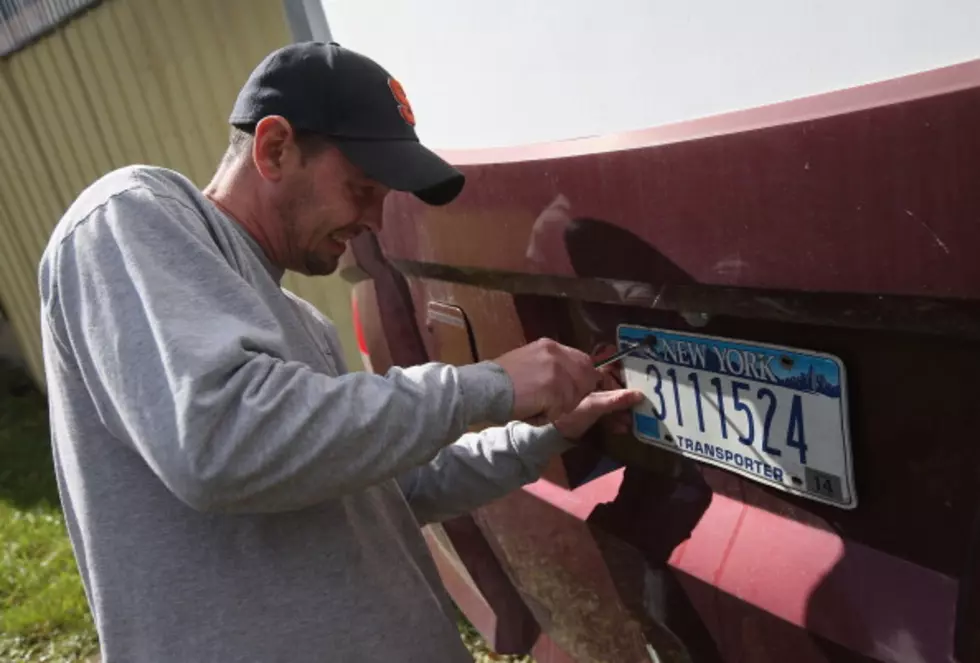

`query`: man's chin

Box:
[303,255,340,276]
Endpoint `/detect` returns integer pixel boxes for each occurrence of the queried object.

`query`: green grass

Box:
[456,608,535,663]
[0,363,99,662]
[0,361,530,662]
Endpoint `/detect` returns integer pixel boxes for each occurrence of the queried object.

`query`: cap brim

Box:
[332,139,465,206]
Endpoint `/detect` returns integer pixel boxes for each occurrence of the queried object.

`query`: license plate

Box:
[618,325,856,509]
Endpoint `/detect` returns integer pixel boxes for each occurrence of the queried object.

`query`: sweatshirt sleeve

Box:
[39,187,514,514]
[396,423,573,525]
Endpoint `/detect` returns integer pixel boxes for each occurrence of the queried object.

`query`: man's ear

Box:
[252,116,295,182]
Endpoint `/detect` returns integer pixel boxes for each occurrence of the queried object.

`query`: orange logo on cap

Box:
[388,78,416,127]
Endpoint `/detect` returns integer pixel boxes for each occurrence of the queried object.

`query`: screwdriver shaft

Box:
[594,342,640,368]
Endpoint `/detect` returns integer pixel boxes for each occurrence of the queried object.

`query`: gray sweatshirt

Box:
[37,165,569,662]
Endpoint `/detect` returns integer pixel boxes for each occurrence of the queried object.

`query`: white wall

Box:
[322,0,980,150]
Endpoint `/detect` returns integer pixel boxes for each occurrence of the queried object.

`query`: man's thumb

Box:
[589,388,644,414]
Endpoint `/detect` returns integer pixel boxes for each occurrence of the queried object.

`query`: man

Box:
[38,41,641,661]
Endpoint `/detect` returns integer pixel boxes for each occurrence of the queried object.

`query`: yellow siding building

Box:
[0,0,362,387]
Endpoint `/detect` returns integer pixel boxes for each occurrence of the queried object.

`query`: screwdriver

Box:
[593,335,655,368]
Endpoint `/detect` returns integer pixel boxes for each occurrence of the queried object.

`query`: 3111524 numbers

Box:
[644,365,809,465]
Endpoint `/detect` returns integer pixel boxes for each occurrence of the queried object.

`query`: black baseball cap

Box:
[229,41,464,206]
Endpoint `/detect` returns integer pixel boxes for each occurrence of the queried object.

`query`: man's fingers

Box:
[526,414,550,427]
[544,403,567,424]
[499,336,632,424]
[556,362,580,416]
[553,388,644,439]
[583,389,644,416]
[571,352,602,401]
[598,366,625,390]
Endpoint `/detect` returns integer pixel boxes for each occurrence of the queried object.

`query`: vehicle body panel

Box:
[342,58,980,662]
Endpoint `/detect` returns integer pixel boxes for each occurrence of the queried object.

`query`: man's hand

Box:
[494,338,601,423]
[554,369,644,440]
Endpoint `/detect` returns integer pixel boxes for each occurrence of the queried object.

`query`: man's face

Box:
[253,117,390,276]
[275,146,389,275]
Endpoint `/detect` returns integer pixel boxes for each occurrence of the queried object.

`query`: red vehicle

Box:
[340,58,980,663]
